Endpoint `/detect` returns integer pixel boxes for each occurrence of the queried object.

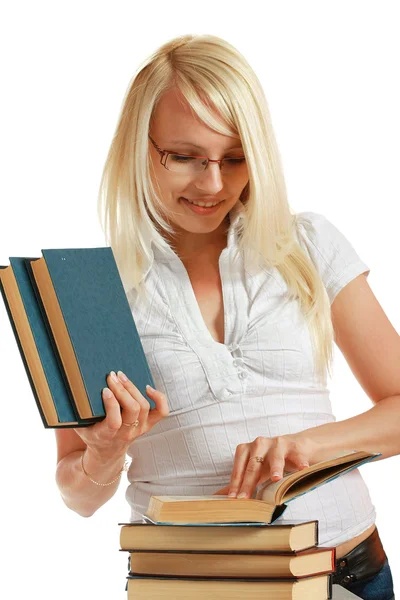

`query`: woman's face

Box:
[148,88,249,247]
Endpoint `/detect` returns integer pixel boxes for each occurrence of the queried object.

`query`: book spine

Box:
[270,503,287,523]
[0,272,49,428]
[1,266,101,429]
[24,259,102,425]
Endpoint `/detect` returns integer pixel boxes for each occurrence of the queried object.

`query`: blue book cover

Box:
[0,259,82,428]
[118,518,297,527]
[24,247,156,420]
[9,257,80,426]
[0,247,155,428]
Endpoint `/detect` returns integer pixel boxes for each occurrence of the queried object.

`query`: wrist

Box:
[294,427,341,464]
[84,445,127,467]
[82,447,128,483]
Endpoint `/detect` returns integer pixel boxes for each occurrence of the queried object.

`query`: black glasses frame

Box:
[148,134,245,172]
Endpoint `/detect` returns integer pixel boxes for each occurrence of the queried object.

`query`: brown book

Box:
[126,573,332,599]
[145,450,380,524]
[128,546,335,578]
[119,520,319,553]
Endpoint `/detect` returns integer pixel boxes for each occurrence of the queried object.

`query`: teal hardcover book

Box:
[0,247,155,428]
[0,257,80,427]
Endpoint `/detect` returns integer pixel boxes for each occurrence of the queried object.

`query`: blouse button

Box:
[239,371,248,379]
[221,389,233,399]
[232,358,245,367]
[228,343,239,352]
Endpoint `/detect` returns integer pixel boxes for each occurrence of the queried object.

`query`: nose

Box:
[194,161,224,194]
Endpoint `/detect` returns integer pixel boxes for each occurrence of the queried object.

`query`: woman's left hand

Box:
[213,433,329,499]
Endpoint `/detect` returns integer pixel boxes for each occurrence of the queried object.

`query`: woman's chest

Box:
[186,265,225,345]
[128,257,321,413]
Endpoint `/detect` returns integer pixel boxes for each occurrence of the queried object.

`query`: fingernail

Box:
[103,387,112,398]
[146,384,154,391]
[272,472,281,478]
[228,492,236,497]
[110,371,118,383]
[237,492,247,499]
[117,370,128,382]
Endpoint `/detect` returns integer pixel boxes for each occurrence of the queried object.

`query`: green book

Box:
[0,247,155,428]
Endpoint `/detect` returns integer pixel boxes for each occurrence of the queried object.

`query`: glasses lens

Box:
[165,154,246,175]
[166,154,205,174]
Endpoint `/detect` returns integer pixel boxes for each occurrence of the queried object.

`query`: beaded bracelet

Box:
[80,452,130,487]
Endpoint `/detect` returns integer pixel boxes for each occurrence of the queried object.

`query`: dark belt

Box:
[333,527,387,585]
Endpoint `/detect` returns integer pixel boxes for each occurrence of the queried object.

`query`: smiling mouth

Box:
[180,196,224,208]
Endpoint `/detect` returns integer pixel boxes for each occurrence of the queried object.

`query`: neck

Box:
[166,215,230,263]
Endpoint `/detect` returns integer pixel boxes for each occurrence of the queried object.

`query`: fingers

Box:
[268,442,286,482]
[263,439,310,483]
[227,444,251,497]
[101,388,126,432]
[105,371,143,430]
[145,385,170,429]
[212,485,230,495]
[106,372,169,433]
[229,438,267,499]
[229,436,312,500]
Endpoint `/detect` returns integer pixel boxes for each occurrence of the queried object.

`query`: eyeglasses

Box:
[148,134,246,176]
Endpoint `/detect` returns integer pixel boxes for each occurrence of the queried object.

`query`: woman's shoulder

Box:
[294,210,364,260]
[293,210,370,304]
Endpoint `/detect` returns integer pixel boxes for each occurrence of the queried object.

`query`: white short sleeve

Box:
[295,211,370,304]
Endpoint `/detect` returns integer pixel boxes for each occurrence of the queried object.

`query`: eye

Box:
[169,154,196,162]
[224,157,246,164]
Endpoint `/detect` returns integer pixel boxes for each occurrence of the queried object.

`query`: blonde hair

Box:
[97,33,335,384]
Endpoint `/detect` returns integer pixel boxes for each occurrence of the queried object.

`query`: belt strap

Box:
[333,528,387,585]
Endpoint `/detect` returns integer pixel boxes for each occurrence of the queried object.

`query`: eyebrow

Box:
[167,139,243,151]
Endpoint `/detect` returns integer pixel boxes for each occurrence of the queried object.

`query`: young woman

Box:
[55,34,398,599]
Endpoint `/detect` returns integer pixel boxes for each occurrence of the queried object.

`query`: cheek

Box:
[150,167,182,197]
[230,174,249,195]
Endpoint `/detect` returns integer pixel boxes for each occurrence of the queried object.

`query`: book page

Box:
[254,449,380,505]
[156,496,231,502]
[255,473,293,504]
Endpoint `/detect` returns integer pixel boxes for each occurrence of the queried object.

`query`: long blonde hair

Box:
[97,33,335,384]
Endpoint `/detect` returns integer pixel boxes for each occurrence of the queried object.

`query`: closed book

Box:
[0,258,78,427]
[127,546,335,578]
[118,519,319,552]
[125,573,333,599]
[0,247,155,428]
[144,450,381,525]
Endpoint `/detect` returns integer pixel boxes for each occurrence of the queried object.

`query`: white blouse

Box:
[125,200,375,547]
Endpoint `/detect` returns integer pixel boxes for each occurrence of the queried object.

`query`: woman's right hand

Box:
[73,370,169,462]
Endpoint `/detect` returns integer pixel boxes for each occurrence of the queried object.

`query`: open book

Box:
[145,450,381,524]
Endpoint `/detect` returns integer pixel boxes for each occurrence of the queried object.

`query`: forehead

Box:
[151,88,241,147]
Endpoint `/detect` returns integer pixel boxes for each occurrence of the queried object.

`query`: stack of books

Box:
[118,450,382,599]
[120,518,333,599]
[0,247,155,428]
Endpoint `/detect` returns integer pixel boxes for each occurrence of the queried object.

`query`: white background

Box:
[0,2,399,598]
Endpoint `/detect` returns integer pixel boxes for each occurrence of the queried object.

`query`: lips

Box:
[180,196,223,206]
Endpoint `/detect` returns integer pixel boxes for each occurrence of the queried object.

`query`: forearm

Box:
[301,395,400,461]
[55,448,127,517]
